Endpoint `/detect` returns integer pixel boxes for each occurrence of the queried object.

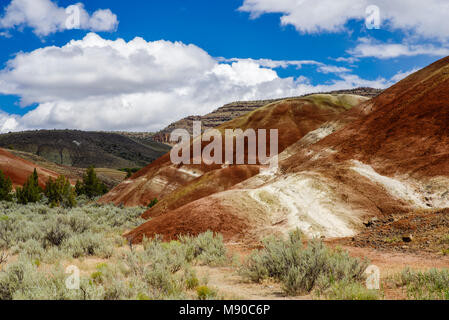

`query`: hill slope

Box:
[0,148,59,187]
[123,56,449,244]
[99,93,368,213]
[0,130,171,169]
[8,149,127,189]
[152,88,382,144]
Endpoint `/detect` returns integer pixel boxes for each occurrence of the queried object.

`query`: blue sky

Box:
[0,0,448,132]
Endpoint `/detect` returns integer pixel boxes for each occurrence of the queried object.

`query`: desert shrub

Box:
[0,259,81,300]
[0,250,7,268]
[196,285,218,300]
[179,231,227,266]
[145,265,185,298]
[395,268,449,300]
[325,281,381,300]
[75,167,108,199]
[0,201,145,262]
[0,215,13,248]
[43,219,72,247]
[239,230,303,283]
[0,170,12,202]
[0,200,225,300]
[63,232,113,259]
[44,176,76,208]
[16,169,43,205]
[185,267,199,289]
[147,198,158,208]
[240,230,369,296]
[65,213,92,234]
[16,239,45,260]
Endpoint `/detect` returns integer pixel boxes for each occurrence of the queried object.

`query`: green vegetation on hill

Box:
[16,169,43,205]
[75,167,108,199]
[0,170,12,202]
[45,176,76,208]
[0,130,171,169]
[118,167,142,178]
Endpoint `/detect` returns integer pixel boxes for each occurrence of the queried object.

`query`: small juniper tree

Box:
[44,175,76,208]
[75,166,108,199]
[147,198,158,209]
[16,169,43,205]
[0,170,13,202]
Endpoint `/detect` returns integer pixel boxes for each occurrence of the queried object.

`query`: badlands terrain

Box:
[110,56,449,255]
[1,57,449,300]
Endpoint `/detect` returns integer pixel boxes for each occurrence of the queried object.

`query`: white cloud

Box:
[317,65,351,74]
[218,57,322,69]
[0,33,402,133]
[220,58,351,74]
[331,56,359,64]
[0,0,118,36]
[390,68,419,82]
[239,0,449,41]
[349,38,449,59]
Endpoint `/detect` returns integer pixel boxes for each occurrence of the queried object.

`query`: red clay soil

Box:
[334,208,449,255]
[128,56,449,244]
[0,148,59,187]
[124,196,250,243]
[142,165,260,219]
[101,95,365,207]
[284,55,449,179]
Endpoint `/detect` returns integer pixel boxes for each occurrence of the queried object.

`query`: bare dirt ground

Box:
[206,241,449,300]
[195,265,312,300]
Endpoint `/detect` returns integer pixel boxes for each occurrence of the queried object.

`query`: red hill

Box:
[0,148,59,188]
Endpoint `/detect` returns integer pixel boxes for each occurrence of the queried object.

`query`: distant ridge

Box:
[0,130,171,169]
[152,87,382,144]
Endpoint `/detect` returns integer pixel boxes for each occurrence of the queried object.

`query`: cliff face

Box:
[152,88,382,145]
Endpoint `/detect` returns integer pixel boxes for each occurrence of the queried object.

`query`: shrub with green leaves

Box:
[44,176,76,208]
[75,166,108,199]
[324,280,381,300]
[0,170,12,202]
[147,198,158,209]
[395,268,449,300]
[179,231,227,266]
[0,201,145,263]
[0,197,226,300]
[240,230,369,296]
[196,285,218,300]
[15,169,43,205]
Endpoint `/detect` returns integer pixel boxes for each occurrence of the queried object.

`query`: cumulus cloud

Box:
[219,58,351,74]
[0,0,118,36]
[218,58,322,69]
[348,38,449,59]
[239,0,449,41]
[0,33,404,133]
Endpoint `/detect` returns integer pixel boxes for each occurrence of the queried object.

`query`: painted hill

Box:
[0,130,171,169]
[152,88,382,144]
[0,148,59,188]
[99,93,369,236]
[123,56,449,244]
[8,149,127,189]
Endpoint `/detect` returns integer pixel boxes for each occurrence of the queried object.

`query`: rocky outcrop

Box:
[152,88,382,145]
